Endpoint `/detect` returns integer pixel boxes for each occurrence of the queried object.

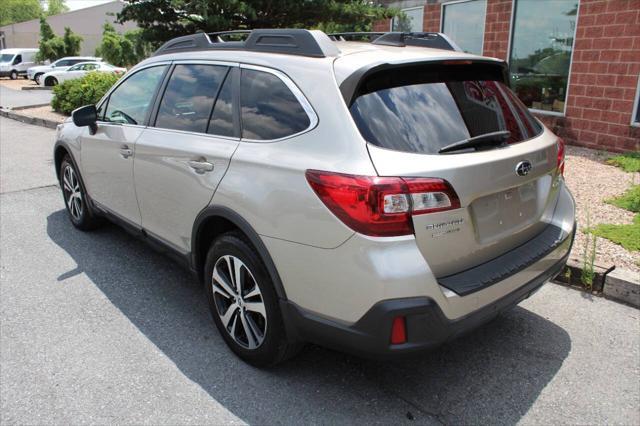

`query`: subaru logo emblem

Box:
[515,160,532,176]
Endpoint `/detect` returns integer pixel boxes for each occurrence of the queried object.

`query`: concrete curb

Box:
[604,269,640,308]
[12,103,51,110]
[554,257,639,308]
[0,107,60,129]
[21,86,52,91]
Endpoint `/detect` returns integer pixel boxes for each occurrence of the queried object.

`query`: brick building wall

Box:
[373,0,640,152]
[540,0,640,152]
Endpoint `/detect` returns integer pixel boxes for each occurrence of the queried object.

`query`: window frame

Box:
[507,0,581,117]
[440,0,488,55]
[631,75,640,127]
[238,63,319,143]
[390,6,425,32]
[96,62,171,128]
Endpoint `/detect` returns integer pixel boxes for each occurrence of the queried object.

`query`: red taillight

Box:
[557,137,565,176]
[305,170,460,237]
[390,316,407,345]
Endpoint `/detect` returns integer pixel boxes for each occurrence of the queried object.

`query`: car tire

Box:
[9,70,17,80]
[34,73,43,84]
[59,155,102,231]
[204,231,301,367]
[45,76,58,86]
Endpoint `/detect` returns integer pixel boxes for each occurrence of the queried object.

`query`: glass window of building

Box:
[441,0,487,55]
[509,0,579,114]
[632,76,640,126]
[392,7,424,32]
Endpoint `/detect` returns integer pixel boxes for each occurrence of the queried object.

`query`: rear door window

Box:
[349,63,542,154]
[240,68,310,140]
[208,67,237,138]
[155,64,228,133]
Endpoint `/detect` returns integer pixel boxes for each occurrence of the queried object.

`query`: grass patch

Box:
[590,215,640,252]
[606,185,640,213]
[606,152,640,173]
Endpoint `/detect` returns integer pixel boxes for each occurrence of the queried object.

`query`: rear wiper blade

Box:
[438,130,511,154]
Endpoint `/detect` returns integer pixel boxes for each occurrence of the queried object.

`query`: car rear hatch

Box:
[343,60,565,289]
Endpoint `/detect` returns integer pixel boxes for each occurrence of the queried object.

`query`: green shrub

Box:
[606,185,640,214]
[591,215,640,252]
[51,71,120,115]
[606,152,640,173]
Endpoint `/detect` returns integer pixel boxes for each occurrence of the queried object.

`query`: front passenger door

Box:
[80,64,168,226]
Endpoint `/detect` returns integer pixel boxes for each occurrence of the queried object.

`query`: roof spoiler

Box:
[329,31,463,52]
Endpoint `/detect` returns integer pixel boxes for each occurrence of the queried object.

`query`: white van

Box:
[0,48,39,79]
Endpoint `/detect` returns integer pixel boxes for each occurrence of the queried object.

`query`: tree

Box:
[0,0,43,26]
[47,0,69,16]
[36,17,83,62]
[95,23,152,67]
[63,27,82,56]
[117,0,397,44]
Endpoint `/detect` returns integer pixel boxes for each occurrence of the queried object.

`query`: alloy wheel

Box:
[212,255,267,350]
[62,165,83,221]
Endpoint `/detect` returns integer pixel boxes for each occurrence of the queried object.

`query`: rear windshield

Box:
[349,63,542,154]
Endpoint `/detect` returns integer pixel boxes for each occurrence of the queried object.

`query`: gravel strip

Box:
[563,146,639,273]
[0,78,39,90]
[14,105,66,124]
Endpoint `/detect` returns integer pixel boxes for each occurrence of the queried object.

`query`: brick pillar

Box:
[372,19,391,32]
[482,0,513,60]
[423,3,442,32]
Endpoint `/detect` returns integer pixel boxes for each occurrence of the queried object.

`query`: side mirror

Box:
[51,64,56,68]
[72,105,98,134]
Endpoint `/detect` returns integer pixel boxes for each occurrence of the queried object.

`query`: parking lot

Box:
[1,115,639,425]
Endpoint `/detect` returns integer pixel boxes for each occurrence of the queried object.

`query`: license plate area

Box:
[471,180,539,244]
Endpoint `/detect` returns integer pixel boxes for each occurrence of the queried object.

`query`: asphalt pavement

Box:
[1,116,639,425]
[0,83,53,109]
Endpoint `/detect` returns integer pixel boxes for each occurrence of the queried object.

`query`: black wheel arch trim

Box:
[192,205,288,300]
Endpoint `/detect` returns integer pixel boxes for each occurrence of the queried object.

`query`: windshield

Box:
[0,54,15,63]
[349,63,543,154]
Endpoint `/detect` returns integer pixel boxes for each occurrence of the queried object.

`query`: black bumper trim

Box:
[438,224,567,296]
[281,228,574,359]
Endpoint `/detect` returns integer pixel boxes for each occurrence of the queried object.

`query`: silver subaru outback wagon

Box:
[54,29,576,366]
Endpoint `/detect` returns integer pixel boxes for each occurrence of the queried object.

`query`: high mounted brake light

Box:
[305,170,460,237]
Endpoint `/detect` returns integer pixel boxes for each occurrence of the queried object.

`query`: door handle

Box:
[120,145,133,159]
[188,160,214,174]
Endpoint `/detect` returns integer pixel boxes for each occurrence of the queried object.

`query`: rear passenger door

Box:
[133,61,240,254]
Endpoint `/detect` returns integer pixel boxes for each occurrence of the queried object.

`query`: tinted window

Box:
[155,64,228,133]
[55,60,70,66]
[509,0,577,113]
[442,0,486,55]
[104,65,167,125]
[240,69,310,140]
[208,68,236,137]
[13,55,21,65]
[349,64,542,154]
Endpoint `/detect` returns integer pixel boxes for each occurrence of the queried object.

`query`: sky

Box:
[65,0,113,11]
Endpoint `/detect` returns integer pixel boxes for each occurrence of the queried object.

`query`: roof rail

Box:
[329,31,462,52]
[153,29,339,58]
[328,32,385,42]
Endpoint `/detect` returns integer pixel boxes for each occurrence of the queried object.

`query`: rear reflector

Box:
[305,170,460,237]
[391,316,407,345]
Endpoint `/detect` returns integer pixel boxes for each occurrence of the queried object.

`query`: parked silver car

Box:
[53,29,576,366]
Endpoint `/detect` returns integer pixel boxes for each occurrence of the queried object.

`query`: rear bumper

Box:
[282,224,575,359]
